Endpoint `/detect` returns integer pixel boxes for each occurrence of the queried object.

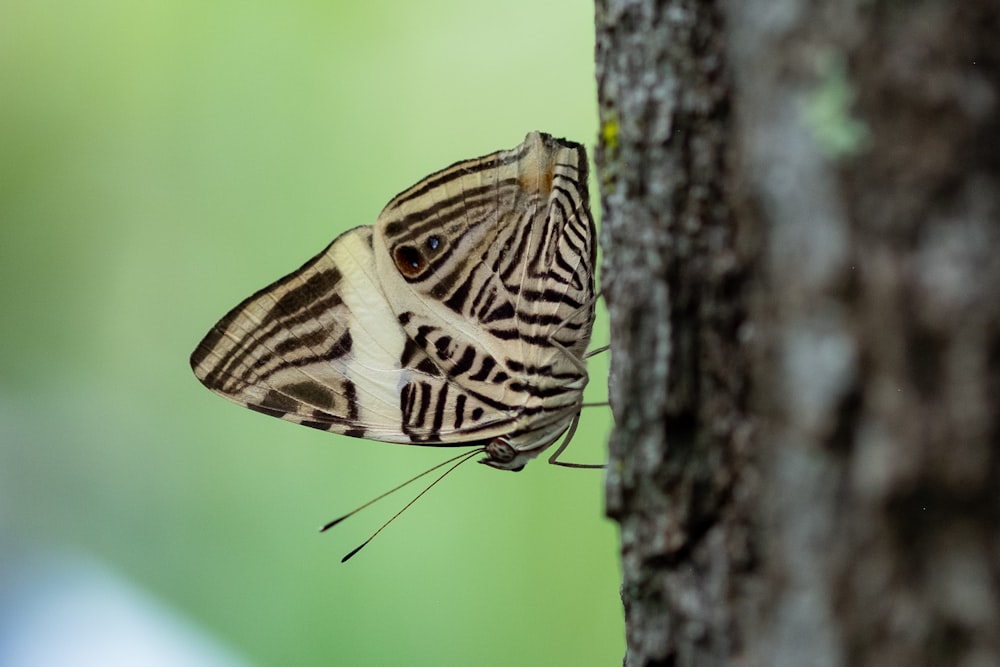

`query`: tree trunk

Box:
[597,1,1000,666]
[729,2,1000,666]
[596,1,753,664]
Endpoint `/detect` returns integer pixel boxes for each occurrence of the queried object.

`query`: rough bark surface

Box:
[596,1,753,665]
[598,0,1000,665]
[727,2,1000,666]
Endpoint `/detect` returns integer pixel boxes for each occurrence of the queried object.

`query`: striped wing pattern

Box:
[191,131,595,470]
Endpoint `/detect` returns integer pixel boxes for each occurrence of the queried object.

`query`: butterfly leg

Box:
[547,411,606,469]
[585,344,609,358]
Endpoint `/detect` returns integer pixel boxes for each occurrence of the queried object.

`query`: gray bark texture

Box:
[596,1,1000,666]
[596,0,753,664]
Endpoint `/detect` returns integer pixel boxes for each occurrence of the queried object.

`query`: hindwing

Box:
[374,132,596,436]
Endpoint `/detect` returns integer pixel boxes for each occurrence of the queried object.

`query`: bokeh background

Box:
[0,2,621,665]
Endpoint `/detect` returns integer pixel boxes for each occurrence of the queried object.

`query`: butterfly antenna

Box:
[320,448,480,532]
[336,448,483,563]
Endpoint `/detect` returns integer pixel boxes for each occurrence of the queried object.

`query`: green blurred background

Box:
[0,1,621,665]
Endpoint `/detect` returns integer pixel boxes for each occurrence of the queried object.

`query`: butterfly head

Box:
[479,436,542,472]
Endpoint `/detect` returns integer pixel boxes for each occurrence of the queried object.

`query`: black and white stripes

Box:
[190,131,596,471]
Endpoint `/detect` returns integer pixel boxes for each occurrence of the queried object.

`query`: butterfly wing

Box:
[190,226,516,444]
[372,132,596,446]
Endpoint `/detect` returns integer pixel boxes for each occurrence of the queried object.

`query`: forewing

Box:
[190,227,514,444]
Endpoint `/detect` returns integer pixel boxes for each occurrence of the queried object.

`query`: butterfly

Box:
[190,131,596,472]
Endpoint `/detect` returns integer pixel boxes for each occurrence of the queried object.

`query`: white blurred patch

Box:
[0,551,253,667]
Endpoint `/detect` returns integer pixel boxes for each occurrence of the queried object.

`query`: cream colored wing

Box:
[190,226,516,444]
[372,131,596,445]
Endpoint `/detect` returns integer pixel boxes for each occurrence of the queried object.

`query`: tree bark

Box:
[728,2,1000,666]
[597,1,1000,666]
[596,1,753,665]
